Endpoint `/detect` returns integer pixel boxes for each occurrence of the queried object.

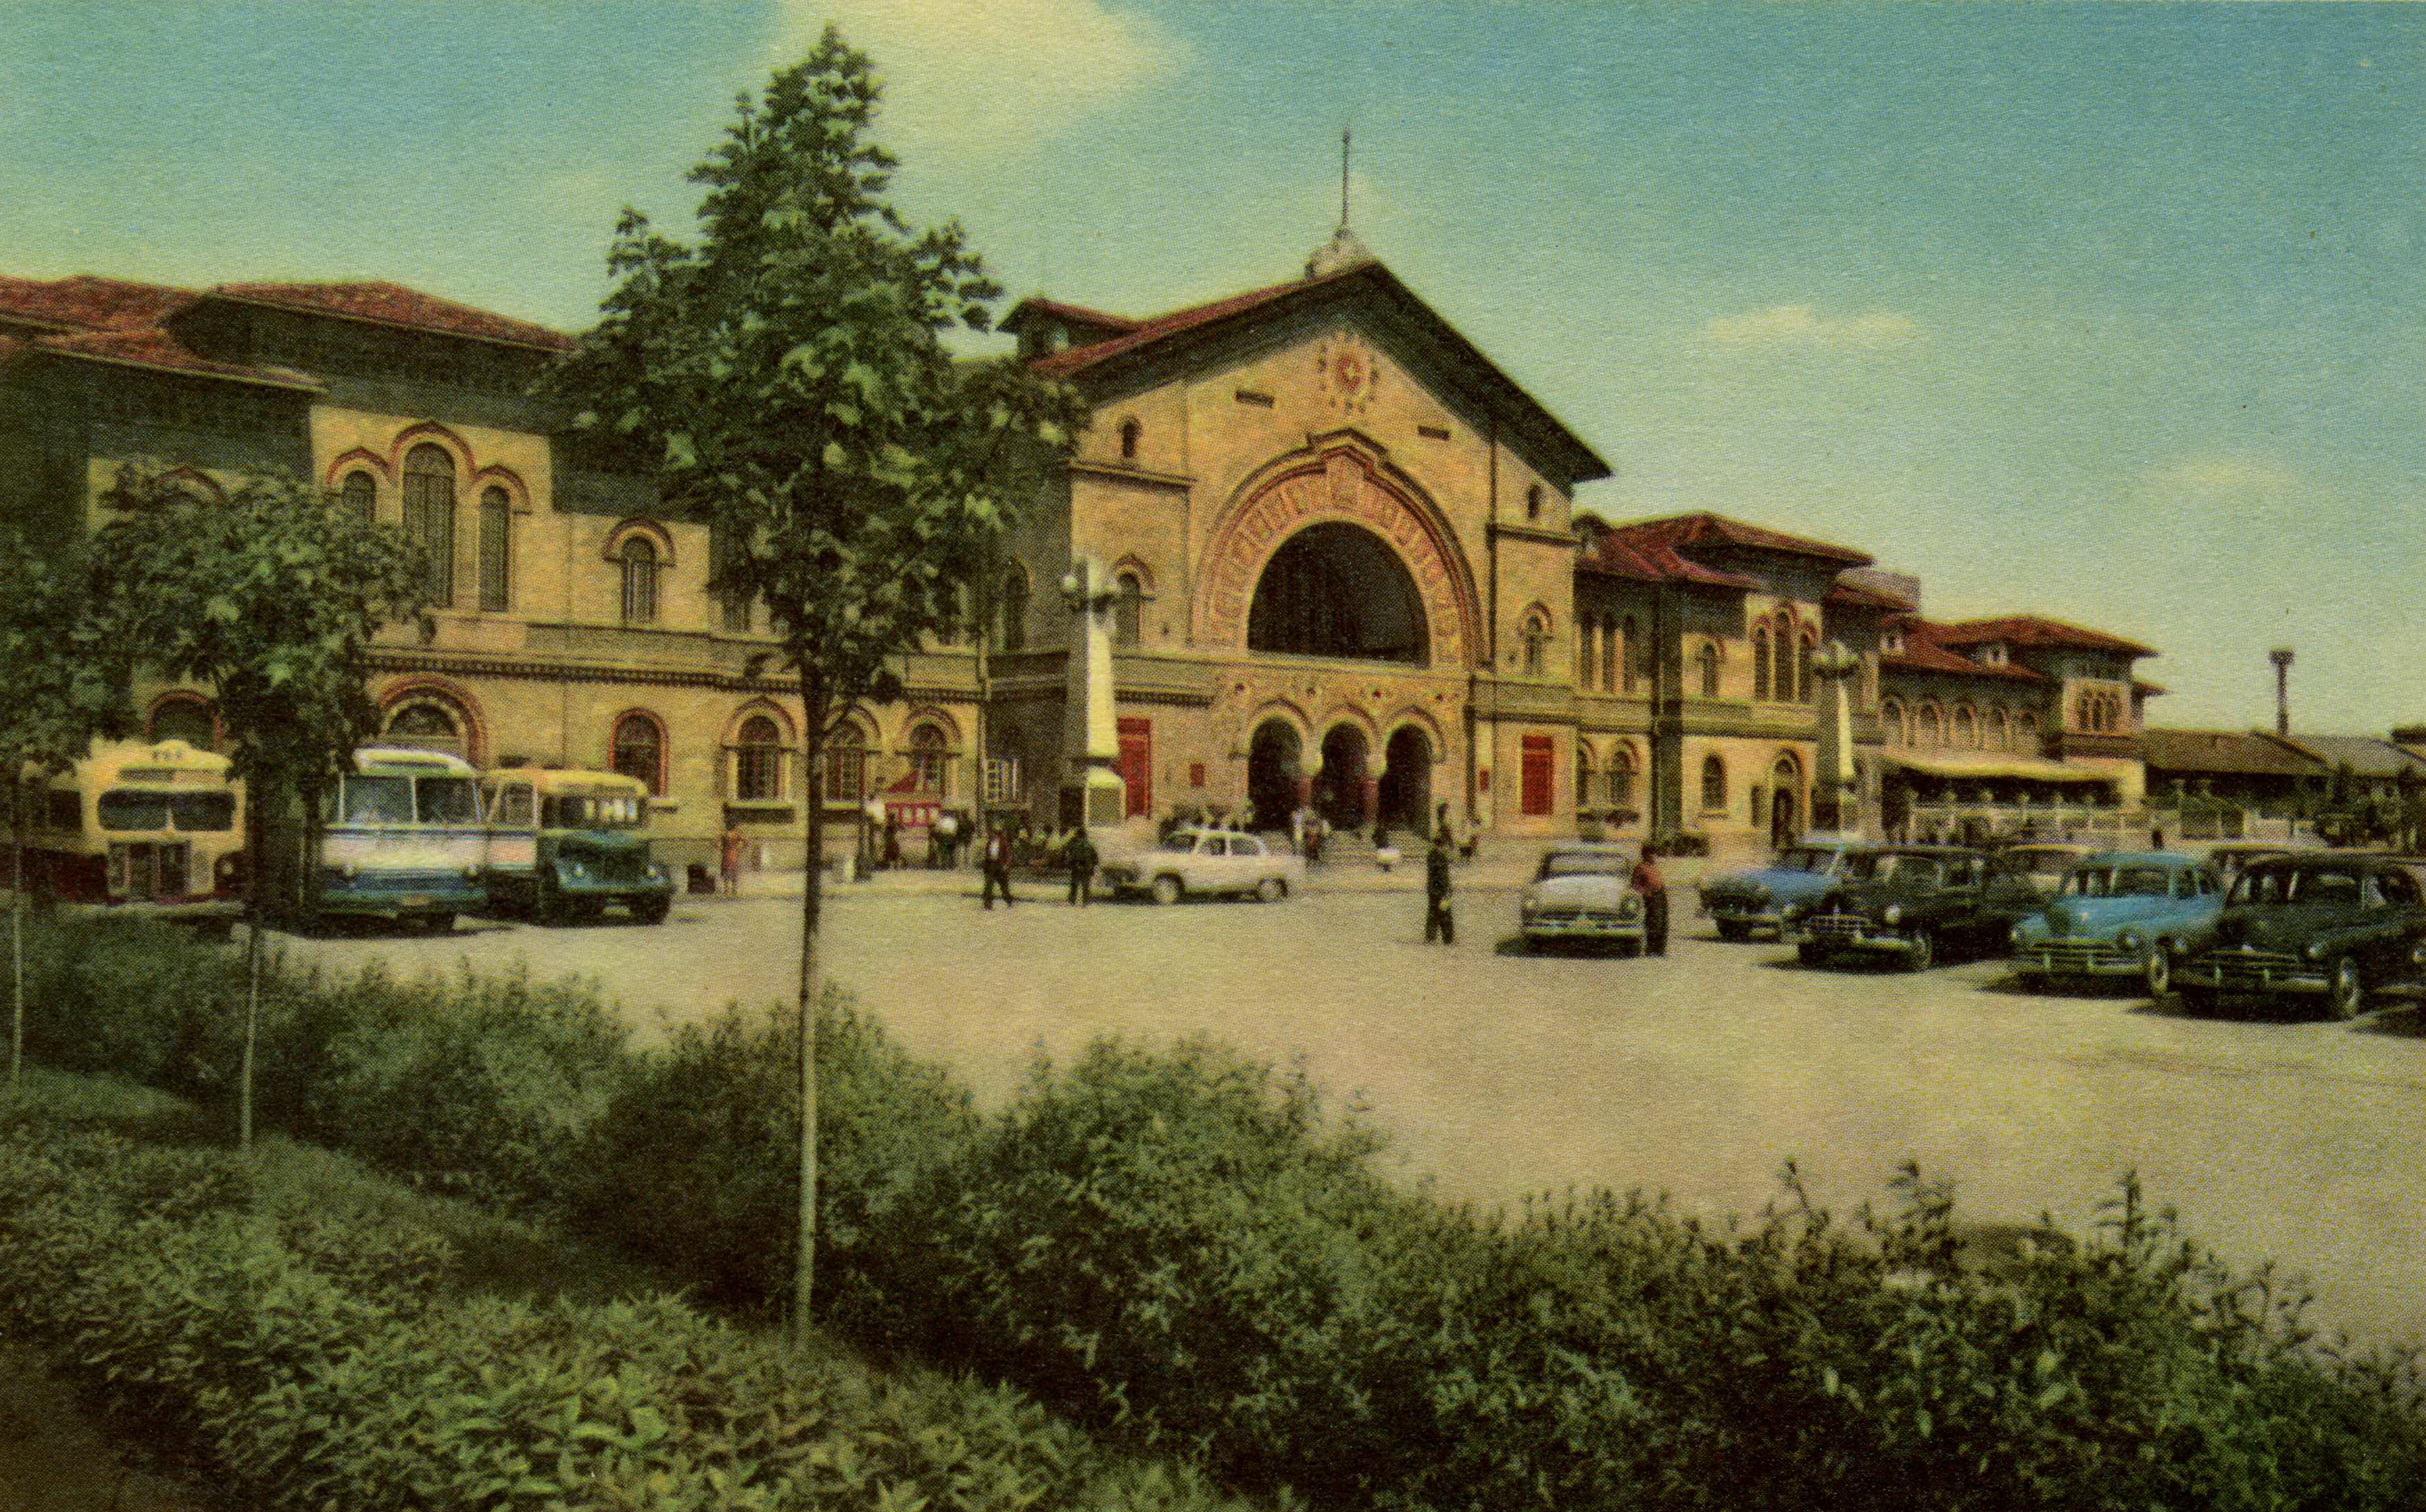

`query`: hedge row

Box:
[0,1113,1254,1512]
[17,912,2426,1511]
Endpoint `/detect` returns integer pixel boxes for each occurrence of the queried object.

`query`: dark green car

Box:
[2171,855,2426,1019]
[1795,844,2044,971]
[481,769,674,926]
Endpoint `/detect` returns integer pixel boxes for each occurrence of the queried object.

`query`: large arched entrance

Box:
[1247,523,1429,664]
[1316,723,1370,831]
[1379,725,1432,835]
[1770,755,1802,849]
[1246,720,1304,830]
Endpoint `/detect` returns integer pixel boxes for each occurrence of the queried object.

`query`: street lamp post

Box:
[2270,647,2294,739]
[1810,639,1864,835]
[1059,556,1128,832]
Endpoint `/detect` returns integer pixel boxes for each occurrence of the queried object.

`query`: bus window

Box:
[98,791,174,831]
[490,784,534,828]
[168,793,235,832]
[416,776,480,825]
[341,775,414,825]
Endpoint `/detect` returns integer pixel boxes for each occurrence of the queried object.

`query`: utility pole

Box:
[2270,647,2294,738]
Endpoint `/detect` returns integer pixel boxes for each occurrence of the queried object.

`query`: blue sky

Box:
[2,1,2418,732]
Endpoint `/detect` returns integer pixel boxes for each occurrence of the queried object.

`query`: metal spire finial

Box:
[1341,124,1352,228]
[1305,124,1374,279]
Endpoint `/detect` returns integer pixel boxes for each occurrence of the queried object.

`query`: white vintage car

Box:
[1520,841,1646,952]
[1097,827,1305,904]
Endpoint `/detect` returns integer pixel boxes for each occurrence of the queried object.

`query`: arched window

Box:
[1609,745,1637,810]
[339,470,375,528]
[1752,626,1772,701]
[1953,704,1978,748]
[1917,702,1944,746]
[1700,753,1728,814]
[1880,698,1906,746]
[735,714,785,802]
[619,535,659,625]
[1525,484,1543,522]
[477,486,512,612]
[1520,609,1550,677]
[1600,616,1618,693]
[384,695,470,759]
[907,723,950,798]
[1798,632,1817,705]
[823,721,867,803]
[1577,743,1598,808]
[1118,418,1141,461]
[147,696,216,751]
[2016,710,2041,750]
[1577,618,1597,689]
[1987,707,2010,751]
[997,566,1028,652]
[610,712,664,795]
[401,443,456,607]
[1621,616,1641,694]
[1697,641,1721,698]
[1113,570,1144,648]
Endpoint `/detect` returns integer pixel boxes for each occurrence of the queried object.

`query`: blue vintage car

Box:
[1697,836,1871,941]
[2008,851,2222,996]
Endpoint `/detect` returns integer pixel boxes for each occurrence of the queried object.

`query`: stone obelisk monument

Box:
[1810,639,1864,834]
[1059,555,1128,831]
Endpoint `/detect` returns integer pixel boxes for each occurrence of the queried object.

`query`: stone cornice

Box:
[1068,458,1195,491]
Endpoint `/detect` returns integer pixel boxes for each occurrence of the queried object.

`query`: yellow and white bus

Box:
[303,746,488,932]
[10,739,245,932]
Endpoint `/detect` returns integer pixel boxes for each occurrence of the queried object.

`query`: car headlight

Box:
[1620,894,1642,918]
[339,863,358,880]
[464,864,482,879]
[2303,942,2325,961]
[2010,923,2028,947]
[1882,903,1903,927]
[2115,929,2143,953]
[1781,901,1808,921]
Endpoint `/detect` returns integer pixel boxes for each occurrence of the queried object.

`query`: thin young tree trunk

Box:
[794,668,829,1343]
[238,775,269,1151]
[9,812,24,1096]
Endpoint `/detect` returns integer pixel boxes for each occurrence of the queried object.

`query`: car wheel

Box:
[1905,930,1935,972]
[1715,920,1751,943]
[2326,956,2365,1021]
[2175,985,2217,1016]
[2142,948,2172,1000]
[1151,874,1183,906]
[535,876,570,927]
[1256,877,1286,903]
[423,912,455,936]
[634,894,671,926]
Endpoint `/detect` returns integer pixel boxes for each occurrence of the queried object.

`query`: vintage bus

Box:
[480,767,673,925]
[10,739,245,932]
[301,746,488,931]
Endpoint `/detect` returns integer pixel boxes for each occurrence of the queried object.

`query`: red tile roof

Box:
[34,328,318,389]
[2141,728,2325,778]
[1577,525,1759,589]
[1026,267,1352,379]
[1883,616,2046,682]
[1612,511,1873,566]
[211,281,575,351]
[1826,580,1915,611]
[0,274,195,333]
[1933,615,2154,658]
[1002,297,1140,335]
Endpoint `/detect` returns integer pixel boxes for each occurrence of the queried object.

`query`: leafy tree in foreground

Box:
[94,461,427,1149]
[550,26,1085,1335]
[0,533,132,1092]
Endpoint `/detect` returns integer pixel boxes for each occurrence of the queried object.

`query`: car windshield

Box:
[1539,851,1626,878]
[543,794,644,830]
[1775,848,1838,874]
[1162,835,1202,852]
[416,777,481,826]
[2229,866,2359,907]
[1843,853,1942,885]
[339,775,414,825]
[2065,866,2177,898]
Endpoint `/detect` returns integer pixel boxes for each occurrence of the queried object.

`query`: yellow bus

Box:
[480,767,673,924]
[11,739,245,932]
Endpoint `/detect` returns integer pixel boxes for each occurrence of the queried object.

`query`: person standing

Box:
[861,794,885,871]
[1065,825,1099,906]
[882,809,902,871]
[981,824,1015,910]
[1631,841,1669,958]
[1424,832,1455,944]
[933,807,959,869]
[719,821,746,896]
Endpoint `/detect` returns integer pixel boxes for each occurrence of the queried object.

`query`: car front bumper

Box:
[1523,912,1645,942]
[2017,940,2144,977]
[1799,917,1926,958]
[2175,954,2329,996]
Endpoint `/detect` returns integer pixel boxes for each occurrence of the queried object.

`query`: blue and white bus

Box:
[306,746,487,931]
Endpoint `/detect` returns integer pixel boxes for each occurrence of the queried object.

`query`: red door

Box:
[1117,716,1151,819]
[1521,735,1554,817]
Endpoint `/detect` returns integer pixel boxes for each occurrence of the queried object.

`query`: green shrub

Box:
[19,912,244,1094]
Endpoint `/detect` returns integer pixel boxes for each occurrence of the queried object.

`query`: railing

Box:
[1899,803,2315,846]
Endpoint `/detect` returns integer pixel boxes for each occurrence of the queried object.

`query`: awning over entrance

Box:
[1882,752,2112,784]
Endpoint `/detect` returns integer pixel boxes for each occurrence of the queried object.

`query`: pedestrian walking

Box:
[1424,833,1455,944]
[861,795,884,871]
[933,807,960,869]
[981,825,1015,910]
[882,809,901,870]
[1631,841,1669,957]
[1065,826,1099,906]
[1306,813,1325,868]
[719,822,745,896]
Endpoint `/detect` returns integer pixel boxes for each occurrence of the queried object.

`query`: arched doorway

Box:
[1247,721,1303,830]
[1379,725,1432,835]
[1316,723,1370,831]
[1248,523,1429,664]
[1769,755,1801,850]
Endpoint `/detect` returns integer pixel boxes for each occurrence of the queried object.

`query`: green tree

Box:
[93,461,427,1148]
[0,533,133,1092]
[549,28,1084,1335]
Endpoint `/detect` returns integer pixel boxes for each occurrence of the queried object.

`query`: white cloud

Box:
[2145,457,2300,495]
[1700,304,1921,350]
[780,0,1182,158]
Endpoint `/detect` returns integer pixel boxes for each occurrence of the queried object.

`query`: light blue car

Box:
[1697,837,1873,942]
[2008,851,2224,996]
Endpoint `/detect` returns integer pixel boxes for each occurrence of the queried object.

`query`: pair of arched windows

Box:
[368,445,514,613]
[1575,614,1628,694]
[1751,612,1817,704]
[2075,690,2126,733]
[1573,742,1640,810]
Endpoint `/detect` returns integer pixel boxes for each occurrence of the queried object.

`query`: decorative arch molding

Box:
[387,421,475,477]
[826,705,882,745]
[607,707,670,795]
[375,674,489,766]
[1315,702,1382,752]
[1241,698,1315,749]
[1196,433,1482,669]
[724,697,796,746]
[899,705,963,747]
[1382,705,1448,760]
[471,464,532,513]
[161,466,228,504]
[322,448,392,490]
[144,690,222,748]
[1108,553,1157,593]
[601,516,677,565]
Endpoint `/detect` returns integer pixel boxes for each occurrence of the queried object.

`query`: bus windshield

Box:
[98,790,236,832]
[416,777,481,826]
[542,794,643,830]
[340,775,414,825]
